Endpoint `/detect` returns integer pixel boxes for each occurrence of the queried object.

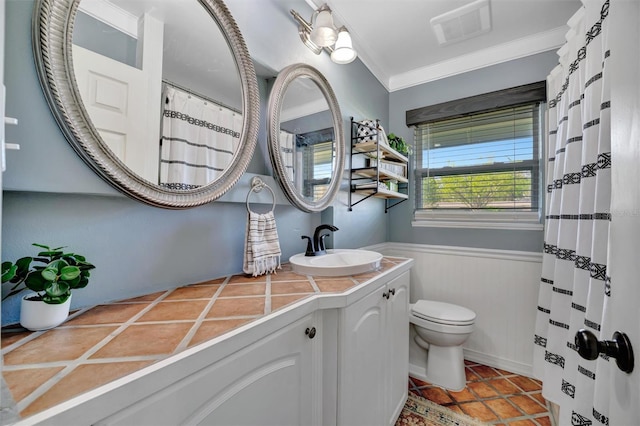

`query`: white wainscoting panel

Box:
[368,243,542,378]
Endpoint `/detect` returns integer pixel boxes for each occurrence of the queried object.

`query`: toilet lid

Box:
[412,300,476,325]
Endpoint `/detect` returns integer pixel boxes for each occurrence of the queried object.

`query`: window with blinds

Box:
[414,103,542,213]
[297,127,335,200]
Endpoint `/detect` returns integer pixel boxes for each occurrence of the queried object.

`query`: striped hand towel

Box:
[243,210,281,277]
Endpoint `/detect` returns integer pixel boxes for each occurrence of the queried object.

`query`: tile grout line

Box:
[264,274,271,314]
[173,276,230,353]
[307,276,321,293]
[14,289,174,412]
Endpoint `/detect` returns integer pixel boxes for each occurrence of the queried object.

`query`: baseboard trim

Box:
[409,349,534,384]
[462,348,534,378]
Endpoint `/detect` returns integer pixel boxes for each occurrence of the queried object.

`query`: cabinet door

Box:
[97,313,320,426]
[385,271,410,425]
[337,285,387,426]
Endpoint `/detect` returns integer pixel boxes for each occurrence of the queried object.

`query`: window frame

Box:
[406,82,546,230]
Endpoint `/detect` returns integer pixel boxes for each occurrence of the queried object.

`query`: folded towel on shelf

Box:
[243,210,281,277]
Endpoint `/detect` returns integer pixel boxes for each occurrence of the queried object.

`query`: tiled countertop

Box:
[1,257,409,421]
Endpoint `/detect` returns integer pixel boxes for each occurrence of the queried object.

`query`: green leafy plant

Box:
[387,133,410,156]
[1,243,95,304]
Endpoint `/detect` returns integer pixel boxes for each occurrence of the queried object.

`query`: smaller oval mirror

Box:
[267,64,344,212]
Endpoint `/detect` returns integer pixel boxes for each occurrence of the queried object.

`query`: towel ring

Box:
[246,177,276,213]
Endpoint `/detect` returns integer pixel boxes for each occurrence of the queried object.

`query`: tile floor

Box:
[408,360,553,426]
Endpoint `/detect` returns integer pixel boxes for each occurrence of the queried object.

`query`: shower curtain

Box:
[160,85,242,189]
[533,1,612,425]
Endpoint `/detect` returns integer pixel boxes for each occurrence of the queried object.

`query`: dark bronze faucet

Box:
[301,224,339,256]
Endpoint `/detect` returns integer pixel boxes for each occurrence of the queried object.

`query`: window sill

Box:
[412,211,543,231]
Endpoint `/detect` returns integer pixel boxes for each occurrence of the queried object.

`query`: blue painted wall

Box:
[1,0,389,325]
[386,52,559,252]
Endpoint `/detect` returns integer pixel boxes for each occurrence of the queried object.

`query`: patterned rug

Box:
[396,393,490,426]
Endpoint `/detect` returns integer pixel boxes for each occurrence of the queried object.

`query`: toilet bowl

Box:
[409,300,476,391]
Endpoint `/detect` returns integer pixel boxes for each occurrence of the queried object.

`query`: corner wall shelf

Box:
[348,117,409,213]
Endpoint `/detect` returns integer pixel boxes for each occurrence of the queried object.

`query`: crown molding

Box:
[387,26,567,92]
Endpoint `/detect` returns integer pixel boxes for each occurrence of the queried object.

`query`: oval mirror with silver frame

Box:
[32,0,260,209]
[267,63,344,213]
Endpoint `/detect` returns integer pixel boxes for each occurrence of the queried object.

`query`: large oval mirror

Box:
[33,0,260,208]
[267,64,344,212]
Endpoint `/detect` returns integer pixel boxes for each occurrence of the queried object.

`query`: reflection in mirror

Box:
[33,0,259,208]
[72,0,242,188]
[279,78,334,202]
[268,64,344,212]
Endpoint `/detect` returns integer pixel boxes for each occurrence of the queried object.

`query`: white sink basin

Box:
[289,249,383,277]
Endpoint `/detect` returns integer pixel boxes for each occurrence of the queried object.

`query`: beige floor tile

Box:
[484,398,523,419]
[90,323,193,358]
[449,387,476,403]
[468,381,499,398]
[218,284,266,298]
[206,297,265,318]
[136,300,209,322]
[270,281,315,295]
[20,361,152,418]
[271,294,311,311]
[508,395,548,415]
[189,319,252,347]
[459,401,499,422]
[4,327,117,365]
[314,278,357,293]
[509,375,543,392]
[164,285,220,300]
[470,364,501,379]
[488,378,521,395]
[3,367,65,402]
[270,270,309,281]
[419,387,453,405]
[65,303,149,325]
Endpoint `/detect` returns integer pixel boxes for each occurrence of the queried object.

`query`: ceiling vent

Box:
[430,0,491,46]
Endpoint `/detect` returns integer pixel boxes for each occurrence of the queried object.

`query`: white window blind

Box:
[414,103,542,213]
[297,127,335,200]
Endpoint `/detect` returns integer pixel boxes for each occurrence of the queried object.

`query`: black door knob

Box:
[305,327,316,339]
[575,329,634,373]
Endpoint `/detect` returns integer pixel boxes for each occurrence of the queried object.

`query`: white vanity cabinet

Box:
[97,313,322,426]
[15,261,413,426]
[337,271,410,426]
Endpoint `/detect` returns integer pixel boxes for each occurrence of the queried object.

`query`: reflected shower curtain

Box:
[533,1,613,425]
[279,129,295,182]
[160,85,242,189]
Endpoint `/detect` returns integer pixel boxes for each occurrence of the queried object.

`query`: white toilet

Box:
[409,300,476,391]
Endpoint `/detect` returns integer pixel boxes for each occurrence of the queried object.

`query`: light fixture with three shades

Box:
[290,3,358,65]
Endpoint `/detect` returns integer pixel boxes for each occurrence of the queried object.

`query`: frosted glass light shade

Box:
[330,28,357,64]
[310,9,337,47]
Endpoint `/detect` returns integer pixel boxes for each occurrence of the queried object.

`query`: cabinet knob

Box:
[575,329,634,373]
[389,288,396,296]
[382,291,389,299]
[305,327,316,339]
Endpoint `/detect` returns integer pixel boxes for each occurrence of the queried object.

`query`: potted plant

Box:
[2,243,95,331]
[387,133,410,156]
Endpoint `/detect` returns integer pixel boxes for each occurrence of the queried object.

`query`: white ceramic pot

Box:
[20,292,72,331]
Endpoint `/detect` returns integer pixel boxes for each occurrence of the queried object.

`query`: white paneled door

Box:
[607,1,640,424]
